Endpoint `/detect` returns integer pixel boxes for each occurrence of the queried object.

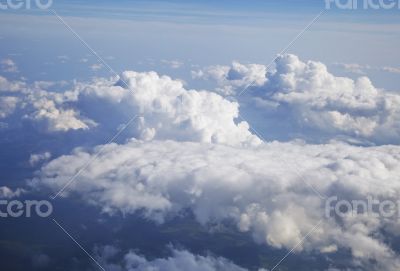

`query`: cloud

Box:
[259,55,400,144]
[25,98,96,132]
[57,55,69,63]
[29,152,51,166]
[192,62,266,95]
[197,55,400,144]
[161,59,184,69]
[0,54,398,270]
[5,54,398,144]
[96,245,251,271]
[0,71,259,145]
[0,77,95,132]
[0,186,25,199]
[32,139,400,270]
[381,66,400,74]
[0,75,25,92]
[333,62,400,75]
[1,58,18,73]
[78,71,260,146]
[90,63,103,71]
[0,96,19,118]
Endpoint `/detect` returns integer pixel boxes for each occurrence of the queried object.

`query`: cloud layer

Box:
[32,139,400,271]
[96,246,251,271]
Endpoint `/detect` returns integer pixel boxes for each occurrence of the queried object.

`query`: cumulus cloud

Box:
[25,97,95,132]
[0,96,18,118]
[260,54,400,143]
[29,152,51,166]
[78,71,260,146]
[0,76,25,92]
[0,71,259,145]
[6,54,398,144]
[96,246,250,271]
[0,186,25,199]
[0,76,94,132]
[1,58,18,73]
[192,62,266,95]
[32,139,400,270]
[198,55,400,144]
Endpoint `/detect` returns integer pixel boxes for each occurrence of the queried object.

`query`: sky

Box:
[1,1,400,271]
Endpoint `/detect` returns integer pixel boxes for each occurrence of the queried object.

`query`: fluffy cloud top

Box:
[79,71,260,146]
[0,76,94,132]
[264,55,399,141]
[196,55,400,144]
[192,61,266,95]
[0,72,259,146]
[3,54,399,144]
[32,139,400,270]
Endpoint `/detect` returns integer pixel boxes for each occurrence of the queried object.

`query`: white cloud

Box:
[197,55,400,144]
[26,99,95,132]
[1,58,18,73]
[0,186,25,199]
[333,62,400,75]
[0,71,259,144]
[0,55,397,270]
[0,96,19,118]
[5,54,398,144]
[382,66,400,74]
[29,152,51,166]
[90,63,103,71]
[332,63,368,75]
[0,77,95,132]
[32,139,400,270]
[23,85,96,132]
[259,55,400,143]
[192,62,266,95]
[96,246,249,271]
[161,59,184,69]
[79,71,260,146]
[0,75,25,92]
